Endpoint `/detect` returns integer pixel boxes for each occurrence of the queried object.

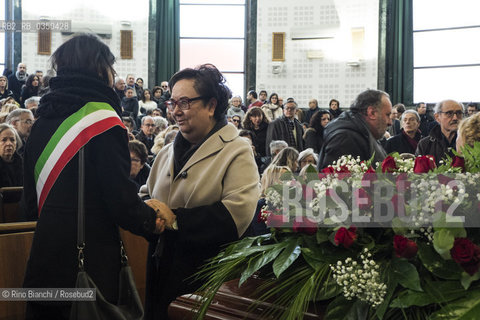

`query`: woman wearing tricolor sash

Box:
[22,34,164,319]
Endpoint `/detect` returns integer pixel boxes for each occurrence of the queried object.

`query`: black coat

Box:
[318,111,387,169]
[0,89,14,100]
[135,130,156,155]
[121,96,139,119]
[384,130,422,155]
[252,122,268,157]
[304,127,324,153]
[22,72,157,311]
[265,116,304,154]
[7,73,25,102]
[0,152,23,187]
[415,124,456,166]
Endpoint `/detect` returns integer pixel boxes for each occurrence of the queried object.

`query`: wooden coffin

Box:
[168,278,325,320]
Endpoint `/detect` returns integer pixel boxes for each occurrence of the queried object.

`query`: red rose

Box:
[266,214,288,228]
[382,156,398,173]
[413,155,436,173]
[393,235,418,259]
[334,226,357,248]
[292,217,318,235]
[451,238,480,276]
[451,156,466,172]
[319,166,336,179]
[336,165,351,180]
[353,188,371,210]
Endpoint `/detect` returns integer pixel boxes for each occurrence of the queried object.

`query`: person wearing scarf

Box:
[22,34,163,319]
[141,64,259,320]
[7,62,27,102]
[385,109,422,155]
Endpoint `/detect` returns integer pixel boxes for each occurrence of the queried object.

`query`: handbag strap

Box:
[76,147,129,270]
[77,147,86,271]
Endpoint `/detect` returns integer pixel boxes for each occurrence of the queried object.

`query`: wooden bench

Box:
[0,222,149,319]
[0,222,36,320]
[0,187,23,223]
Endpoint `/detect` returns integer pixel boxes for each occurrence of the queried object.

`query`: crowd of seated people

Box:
[1,63,480,231]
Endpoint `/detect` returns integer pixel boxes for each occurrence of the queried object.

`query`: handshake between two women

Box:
[145,199,177,234]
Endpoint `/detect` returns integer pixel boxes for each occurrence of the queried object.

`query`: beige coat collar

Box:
[173,123,238,181]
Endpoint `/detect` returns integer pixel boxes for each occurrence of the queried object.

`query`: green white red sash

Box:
[34,102,125,214]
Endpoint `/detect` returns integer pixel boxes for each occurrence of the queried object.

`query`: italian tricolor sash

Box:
[34,102,125,214]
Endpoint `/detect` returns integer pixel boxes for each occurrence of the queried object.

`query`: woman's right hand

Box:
[145,199,176,231]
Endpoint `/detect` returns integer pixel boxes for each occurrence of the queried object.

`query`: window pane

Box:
[414,66,480,102]
[414,28,480,67]
[180,0,245,4]
[180,39,244,71]
[180,5,245,38]
[223,73,244,98]
[413,0,480,30]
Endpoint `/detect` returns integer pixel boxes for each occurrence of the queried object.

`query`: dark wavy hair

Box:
[242,106,270,130]
[309,110,331,133]
[141,89,152,102]
[128,139,148,164]
[50,33,116,85]
[169,64,232,121]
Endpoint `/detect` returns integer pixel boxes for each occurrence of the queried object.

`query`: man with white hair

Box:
[7,62,28,102]
[6,108,34,155]
[416,99,464,165]
[24,96,40,110]
[114,77,126,100]
[135,116,156,155]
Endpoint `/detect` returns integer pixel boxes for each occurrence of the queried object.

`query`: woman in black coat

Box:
[242,106,270,157]
[22,34,162,319]
[304,110,331,153]
[385,109,422,155]
[20,74,40,107]
[0,123,23,187]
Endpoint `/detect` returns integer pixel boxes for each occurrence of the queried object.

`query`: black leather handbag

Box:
[70,147,144,320]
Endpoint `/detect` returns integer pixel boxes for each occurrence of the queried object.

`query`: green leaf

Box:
[325,295,369,320]
[461,271,480,290]
[239,246,284,286]
[391,258,423,291]
[375,272,397,319]
[430,288,480,319]
[301,247,323,270]
[418,243,462,279]
[433,229,455,259]
[316,230,329,244]
[315,276,342,301]
[272,238,302,278]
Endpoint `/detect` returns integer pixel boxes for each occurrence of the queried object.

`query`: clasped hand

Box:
[145,199,176,234]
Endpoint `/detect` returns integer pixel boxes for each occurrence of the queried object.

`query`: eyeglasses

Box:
[232,119,240,123]
[439,110,463,118]
[144,123,155,127]
[131,157,141,163]
[20,119,34,125]
[166,96,206,111]
[161,85,168,88]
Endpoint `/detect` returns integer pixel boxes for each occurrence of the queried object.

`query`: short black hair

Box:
[350,89,389,115]
[248,90,258,99]
[169,64,232,121]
